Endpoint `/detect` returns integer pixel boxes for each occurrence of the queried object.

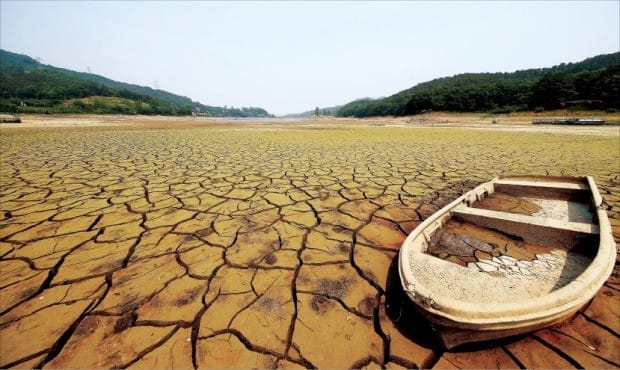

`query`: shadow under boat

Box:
[384,253,535,353]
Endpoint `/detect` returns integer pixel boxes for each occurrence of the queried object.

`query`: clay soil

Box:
[1,114,619,369]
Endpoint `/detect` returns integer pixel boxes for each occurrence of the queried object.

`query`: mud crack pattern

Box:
[1,122,619,369]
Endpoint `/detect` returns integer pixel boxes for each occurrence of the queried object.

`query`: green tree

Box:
[530,72,577,109]
[176,103,193,116]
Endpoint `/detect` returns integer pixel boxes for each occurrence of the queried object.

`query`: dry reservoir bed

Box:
[0,119,619,369]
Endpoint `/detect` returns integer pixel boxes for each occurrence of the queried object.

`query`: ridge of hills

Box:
[0,49,271,117]
[281,103,348,118]
[282,98,379,118]
[336,52,620,118]
[3,48,618,119]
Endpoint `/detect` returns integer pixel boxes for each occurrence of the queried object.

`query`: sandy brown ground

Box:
[0,114,618,369]
[10,111,620,129]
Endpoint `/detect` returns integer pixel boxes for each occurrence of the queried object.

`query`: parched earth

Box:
[0,119,618,369]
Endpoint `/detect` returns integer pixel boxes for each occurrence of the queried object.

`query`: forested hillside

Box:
[0,49,271,117]
[337,52,620,117]
[282,103,349,118]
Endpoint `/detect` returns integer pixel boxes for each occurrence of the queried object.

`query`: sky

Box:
[1,1,618,116]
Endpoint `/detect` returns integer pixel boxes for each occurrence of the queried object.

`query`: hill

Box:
[0,49,271,117]
[281,103,352,118]
[337,52,620,118]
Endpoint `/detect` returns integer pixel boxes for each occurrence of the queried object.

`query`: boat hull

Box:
[398,176,616,349]
[424,307,581,349]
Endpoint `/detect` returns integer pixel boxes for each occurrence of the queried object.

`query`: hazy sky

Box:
[1,1,618,115]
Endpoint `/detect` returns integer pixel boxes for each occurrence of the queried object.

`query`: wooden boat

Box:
[398,176,616,349]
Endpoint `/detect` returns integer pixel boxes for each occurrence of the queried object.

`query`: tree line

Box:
[337,52,620,118]
[0,49,271,117]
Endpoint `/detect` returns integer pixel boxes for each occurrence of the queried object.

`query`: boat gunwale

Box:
[398,175,616,329]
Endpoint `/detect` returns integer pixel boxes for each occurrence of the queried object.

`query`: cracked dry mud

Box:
[1,120,619,369]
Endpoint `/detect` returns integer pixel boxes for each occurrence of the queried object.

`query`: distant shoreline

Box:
[2,112,618,137]
[4,110,620,125]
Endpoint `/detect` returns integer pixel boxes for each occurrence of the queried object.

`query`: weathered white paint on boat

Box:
[398,176,616,349]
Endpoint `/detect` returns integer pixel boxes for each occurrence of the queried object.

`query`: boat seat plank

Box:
[451,205,598,249]
[453,206,598,234]
[495,179,589,191]
[493,180,590,201]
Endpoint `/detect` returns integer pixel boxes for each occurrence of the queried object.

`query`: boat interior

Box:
[423,177,601,290]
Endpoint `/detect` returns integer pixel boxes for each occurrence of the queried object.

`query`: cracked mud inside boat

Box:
[424,219,594,295]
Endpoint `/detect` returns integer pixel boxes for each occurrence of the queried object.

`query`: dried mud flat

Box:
[1,116,619,369]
